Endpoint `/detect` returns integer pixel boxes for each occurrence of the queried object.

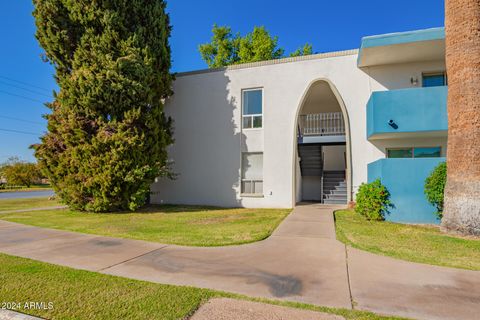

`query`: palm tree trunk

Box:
[442,0,480,236]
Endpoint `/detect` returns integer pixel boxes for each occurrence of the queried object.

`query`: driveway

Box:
[0,204,479,320]
[0,190,54,199]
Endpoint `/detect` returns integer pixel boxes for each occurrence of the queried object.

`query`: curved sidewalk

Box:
[0,204,479,320]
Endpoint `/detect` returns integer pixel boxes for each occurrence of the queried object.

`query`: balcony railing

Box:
[298,112,345,136]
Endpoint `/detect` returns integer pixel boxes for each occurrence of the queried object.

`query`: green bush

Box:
[424,162,447,217]
[355,179,392,221]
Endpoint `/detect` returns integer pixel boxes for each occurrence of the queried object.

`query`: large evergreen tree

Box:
[32,0,173,212]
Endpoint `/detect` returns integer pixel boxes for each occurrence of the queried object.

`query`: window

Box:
[422,72,447,87]
[241,153,263,195]
[387,148,413,158]
[387,147,441,158]
[242,89,262,129]
[414,147,441,158]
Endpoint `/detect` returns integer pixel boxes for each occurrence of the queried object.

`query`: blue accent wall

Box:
[368,158,445,224]
[367,86,448,139]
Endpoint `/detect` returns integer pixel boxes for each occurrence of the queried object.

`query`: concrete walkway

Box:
[0,204,479,320]
[0,310,42,320]
[0,206,66,215]
[190,298,344,320]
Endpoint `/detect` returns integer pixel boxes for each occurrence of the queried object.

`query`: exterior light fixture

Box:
[388,119,398,129]
[410,76,419,86]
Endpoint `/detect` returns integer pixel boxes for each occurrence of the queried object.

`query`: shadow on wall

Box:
[150,70,247,207]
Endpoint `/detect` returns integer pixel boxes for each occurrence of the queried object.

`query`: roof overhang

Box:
[357,27,445,68]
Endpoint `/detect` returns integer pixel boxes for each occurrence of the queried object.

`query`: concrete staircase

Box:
[298,145,347,204]
[323,171,347,204]
[298,144,322,176]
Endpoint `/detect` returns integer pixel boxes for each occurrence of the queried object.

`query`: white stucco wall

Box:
[295,155,302,203]
[365,60,446,91]
[150,51,446,208]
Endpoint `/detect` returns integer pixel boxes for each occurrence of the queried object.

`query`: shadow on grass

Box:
[87,204,242,215]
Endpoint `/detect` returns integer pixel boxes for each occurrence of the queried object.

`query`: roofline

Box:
[360,27,445,49]
[357,27,445,67]
[175,49,359,77]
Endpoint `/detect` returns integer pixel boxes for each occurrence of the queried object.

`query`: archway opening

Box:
[294,80,352,204]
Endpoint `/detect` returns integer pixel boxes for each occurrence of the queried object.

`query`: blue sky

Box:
[0,0,444,162]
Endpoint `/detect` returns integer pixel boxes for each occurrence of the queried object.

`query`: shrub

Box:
[355,179,392,221]
[424,162,447,217]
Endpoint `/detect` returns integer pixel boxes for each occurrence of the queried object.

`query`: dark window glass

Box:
[253,116,262,128]
[243,90,262,115]
[414,147,441,158]
[423,74,446,87]
[387,149,413,158]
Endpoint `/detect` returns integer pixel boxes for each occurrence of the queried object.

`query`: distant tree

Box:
[237,26,284,63]
[199,25,314,68]
[1,157,41,187]
[32,0,173,212]
[198,24,241,68]
[289,43,313,57]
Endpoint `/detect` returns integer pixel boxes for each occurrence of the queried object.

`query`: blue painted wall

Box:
[367,86,447,139]
[368,158,445,224]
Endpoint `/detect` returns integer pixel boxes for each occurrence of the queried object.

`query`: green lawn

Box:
[0,205,291,246]
[0,253,405,320]
[0,197,60,212]
[335,209,480,270]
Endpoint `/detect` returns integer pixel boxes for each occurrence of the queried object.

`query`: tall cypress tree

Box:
[32,0,173,212]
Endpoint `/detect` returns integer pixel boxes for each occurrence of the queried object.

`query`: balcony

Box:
[358,27,445,67]
[298,112,346,144]
[368,158,445,224]
[367,86,448,140]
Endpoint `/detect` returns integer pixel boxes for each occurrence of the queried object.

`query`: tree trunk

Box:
[442,0,480,236]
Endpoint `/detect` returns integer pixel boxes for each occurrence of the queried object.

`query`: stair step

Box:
[302,172,322,176]
[324,182,346,187]
[301,164,323,168]
[324,184,345,189]
[328,190,347,196]
[323,199,348,204]
[324,194,347,200]
[300,159,321,167]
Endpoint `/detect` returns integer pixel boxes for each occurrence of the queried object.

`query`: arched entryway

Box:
[293,79,352,204]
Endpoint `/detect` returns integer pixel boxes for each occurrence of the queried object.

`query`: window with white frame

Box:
[241,152,263,195]
[242,89,263,129]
